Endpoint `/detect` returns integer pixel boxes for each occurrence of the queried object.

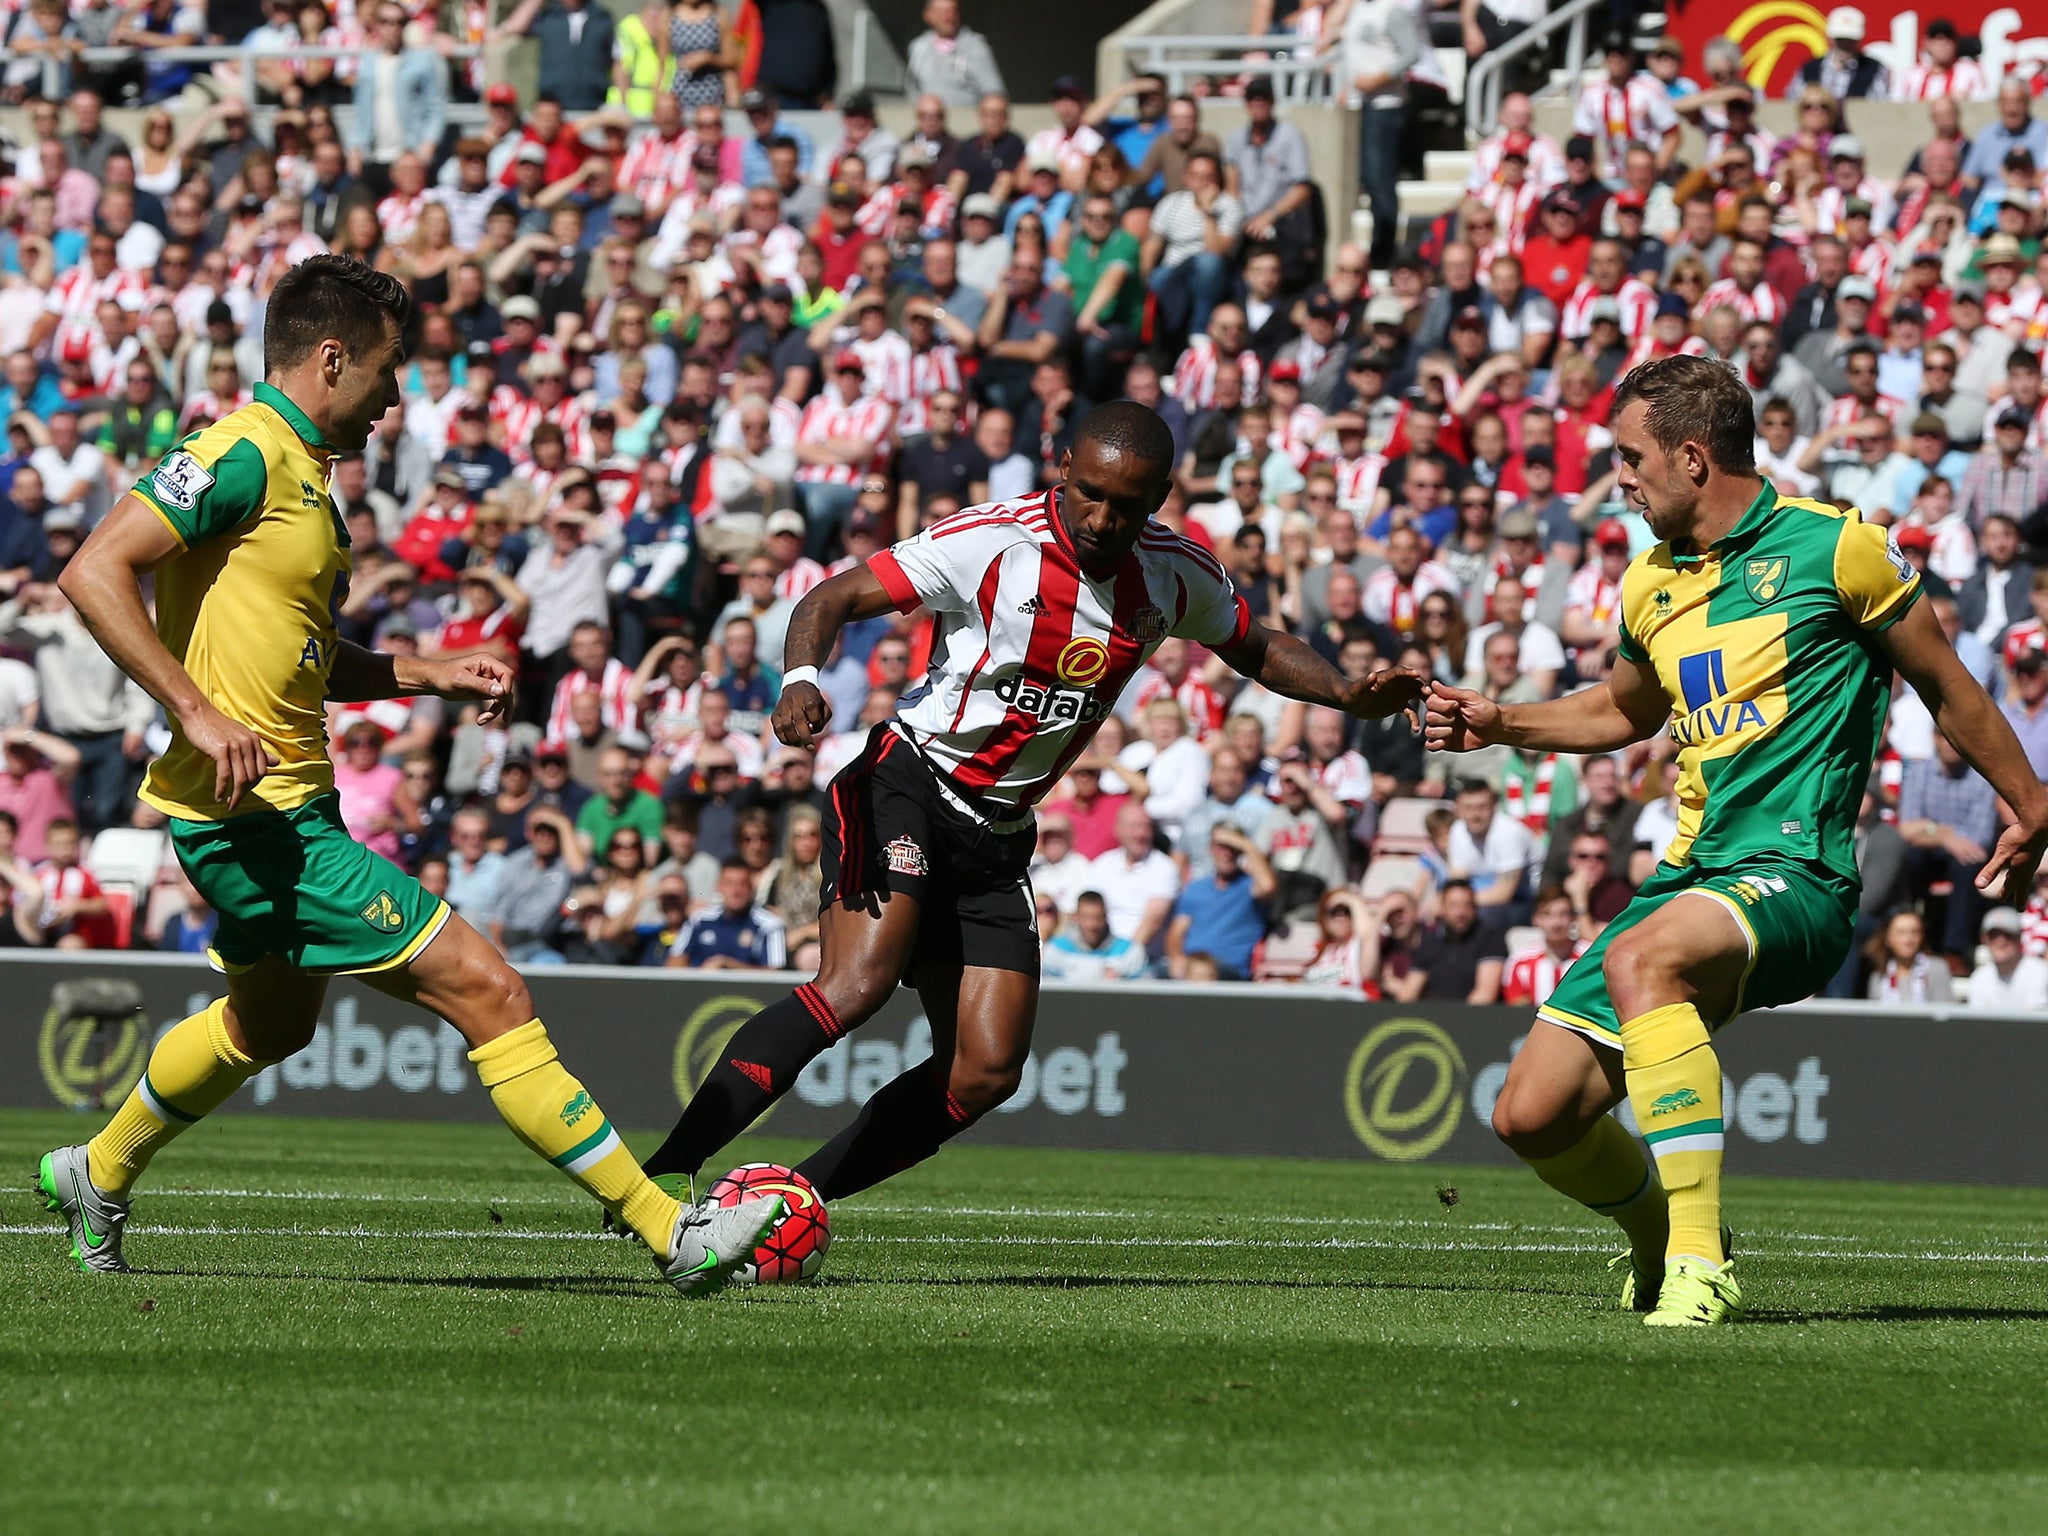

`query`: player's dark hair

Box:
[719,858,753,875]
[1077,400,1175,473]
[264,254,412,373]
[1609,353,1757,476]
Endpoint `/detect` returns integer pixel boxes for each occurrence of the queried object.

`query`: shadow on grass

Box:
[1746,1305,2048,1325]
[138,1267,654,1297]
[812,1272,1583,1298]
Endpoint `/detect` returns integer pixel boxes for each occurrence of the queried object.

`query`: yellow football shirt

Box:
[132,383,347,822]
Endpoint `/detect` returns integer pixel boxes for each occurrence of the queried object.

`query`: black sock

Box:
[641,983,846,1180]
[795,1061,973,1201]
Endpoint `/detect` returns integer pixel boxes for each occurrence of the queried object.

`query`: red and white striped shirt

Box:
[854,185,896,239]
[848,329,914,404]
[1503,940,1587,1007]
[546,658,638,741]
[502,392,590,464]
[864,490,1252,816]
[1813,180,1898,238]
[1276,402,1327,470]
[1824,391,1909,434]
[1132,669,1227,739]
[1563,561,1624,640]
[795,385,895,486]
[891,345,967,436]
[774,555,830,603]
[1696,278,1784,325]
[1465,130,1567,193]
[42,265,147,331]
[619,129,690,211]
[1024,124,1105,181]
[1171,340,1262,410]
[1362,561,1459,638]
[1472,178,1543,255]
[376,189,431,244]
[1893,57,1991,101]
[1570,75,1676,171]
[1333,451,1387,518]
[1559,276,1657,342]
[35,860,114,948]
[722,222,805,287]
[2004,617,2046,672]
[890,181,958,238]
[1847,238,1895,297]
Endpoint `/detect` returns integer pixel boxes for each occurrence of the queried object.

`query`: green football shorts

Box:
[168,793,450,976]
[1536,858,1857,1047]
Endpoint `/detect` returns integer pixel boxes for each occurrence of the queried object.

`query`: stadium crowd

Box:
[4,3,2048,1010]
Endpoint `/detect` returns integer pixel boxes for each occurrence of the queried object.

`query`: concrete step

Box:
[1423,148,1474,184]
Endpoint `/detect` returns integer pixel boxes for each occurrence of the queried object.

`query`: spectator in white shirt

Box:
[1028,812,1095,914]
[1085,800,1181,952]
[1970,906,2048,1010]
[1447,779,1536,919]
[1116,698,1210,845]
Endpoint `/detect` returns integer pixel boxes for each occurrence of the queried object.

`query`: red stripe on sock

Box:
[795,983,846,1041]
[944,1091,971,1125]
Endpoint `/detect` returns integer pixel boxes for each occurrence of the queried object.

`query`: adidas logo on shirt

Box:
[1017,595,1046,615]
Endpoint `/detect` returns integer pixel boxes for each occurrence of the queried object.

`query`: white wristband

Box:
[780,666,820,692]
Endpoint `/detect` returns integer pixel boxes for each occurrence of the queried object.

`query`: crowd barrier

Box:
[4,952,2041,1186]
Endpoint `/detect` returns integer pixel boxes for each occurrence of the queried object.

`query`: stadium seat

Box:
[1373,797,1450,855]
[85,828,170,894]
[1252,917,1321,982]
[1360,853,1423,900]
[1504,925,1540,957]
[102,888,134,951]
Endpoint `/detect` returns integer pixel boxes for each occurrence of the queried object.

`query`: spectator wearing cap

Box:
[832,91,901,188]
[1606,187,1668,281]
[1972,904,2048,1010]
[1572,35,1679,176]
[955,191,1012,292]
[1964,78,2048,200]
[1958,405,2048,533]
[1735,317,1831,440]
[1792,6,1888,99]
[737,89,817,189]
[905,0,1005,106]
[1934,290,2010,422]
[793,348,894,559]
[1226,78,1312,248]
[1004,152,1074,243]
[1793,273,1875,396]
[496,0,617,112]
[1519,191,1592,310]
[1274,296,1348,411]
[346,0,447,195]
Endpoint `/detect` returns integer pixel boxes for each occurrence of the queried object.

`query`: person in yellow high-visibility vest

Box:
[610,0,675,116]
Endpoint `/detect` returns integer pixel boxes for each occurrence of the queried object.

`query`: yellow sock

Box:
[1521,1113,1667,1256]
[1621,1001,1726,1267]
[87,999,265,1195]
[469,1020,680,1251]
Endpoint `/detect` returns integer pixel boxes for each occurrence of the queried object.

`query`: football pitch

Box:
[4,1110,2047,1535]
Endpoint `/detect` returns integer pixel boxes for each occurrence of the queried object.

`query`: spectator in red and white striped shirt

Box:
[1501,886,1587,1006]
[794,352,896,560]
[546,621,639,742]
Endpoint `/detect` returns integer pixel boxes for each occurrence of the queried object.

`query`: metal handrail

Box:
[1120,34,1337,105]
[11,42,486,128]
[1464,0,1604,140]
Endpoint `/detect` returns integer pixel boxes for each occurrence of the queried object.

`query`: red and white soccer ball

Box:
[703,1162,831,1284]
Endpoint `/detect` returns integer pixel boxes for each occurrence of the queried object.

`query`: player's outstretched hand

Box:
[178,704,279,811]
[1975,817,2048,903]
[1423,680,1503,754]
[427,654,517,726]
[1337,666,1428,724]
[773,681,831,749]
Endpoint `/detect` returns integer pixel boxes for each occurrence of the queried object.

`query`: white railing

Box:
[1119,34,1339,105]
[1464,0,1603,139]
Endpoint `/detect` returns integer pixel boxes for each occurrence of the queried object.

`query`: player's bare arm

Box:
[327,642,517,727]
[770,563,900,748]
[1424,652,1673,757]
[1880,597,2048,900]
[59,491,279,808]
[1213,620,1427,722]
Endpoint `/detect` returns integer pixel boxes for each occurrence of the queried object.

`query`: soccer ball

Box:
[703,1163,831,1284]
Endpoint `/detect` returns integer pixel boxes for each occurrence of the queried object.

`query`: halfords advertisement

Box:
[5,954,2045,1186]
[1668,3,2048,97]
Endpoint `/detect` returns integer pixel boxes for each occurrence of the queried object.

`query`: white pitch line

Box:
[111,1191,2048,1250]
[3,1222,2045,1265]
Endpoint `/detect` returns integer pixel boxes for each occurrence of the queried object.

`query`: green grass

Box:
[4,1111,2048,1535]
